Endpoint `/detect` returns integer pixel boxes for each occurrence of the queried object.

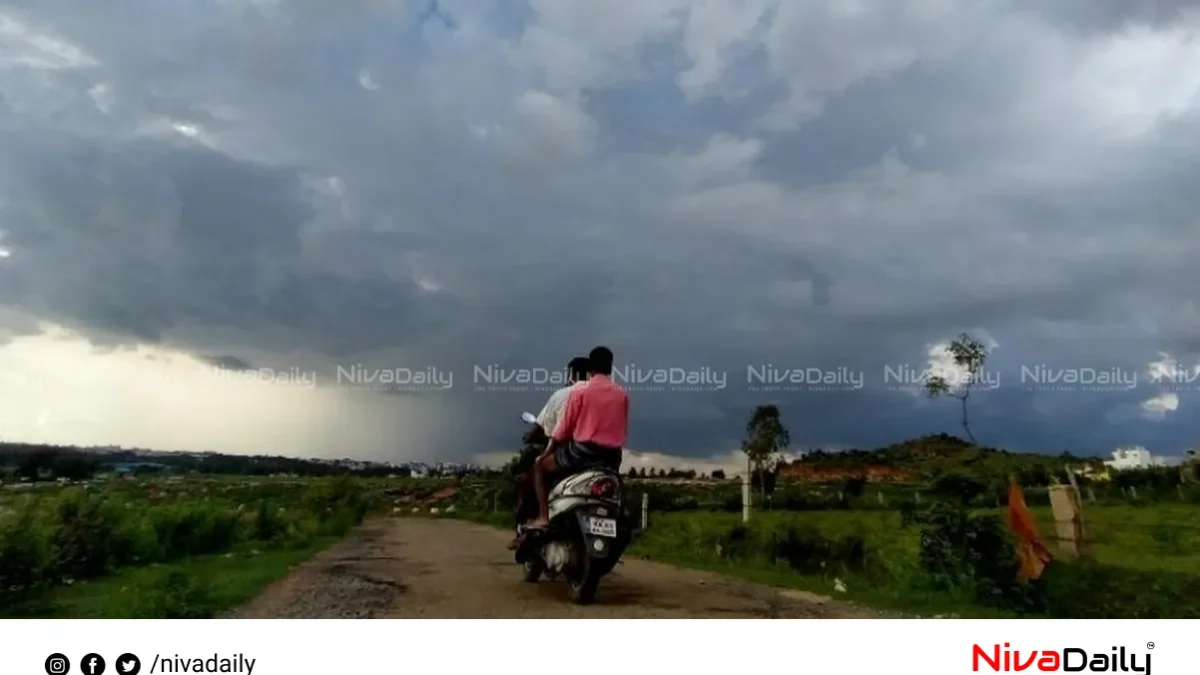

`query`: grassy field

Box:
[2,541,336,618]
[415,476,1200,618]
[0,475,380,618]
[5,472,1199,618]
[619,503,1200,617]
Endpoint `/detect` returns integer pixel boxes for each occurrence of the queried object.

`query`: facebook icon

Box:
[81,654,106,675]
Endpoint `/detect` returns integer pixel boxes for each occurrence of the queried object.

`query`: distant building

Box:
[1104,446,1171,471]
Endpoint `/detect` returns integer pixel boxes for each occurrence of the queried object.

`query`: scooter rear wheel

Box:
[567,562,600,605]
[567,530,601,605]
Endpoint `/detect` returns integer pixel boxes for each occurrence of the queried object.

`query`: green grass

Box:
[626,509,981,616]
[620,504,1200,618]
[10,473,1200,618]
[3,539,336,618]
[1028,503,1200,574]
[0,475,381,617]
[442,499,1200,618]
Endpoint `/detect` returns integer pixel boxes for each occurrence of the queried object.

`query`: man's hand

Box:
[522,423,544,445]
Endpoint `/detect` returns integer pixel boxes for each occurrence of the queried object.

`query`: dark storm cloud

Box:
[200,355,255,372]
[1,0,1198,460]
[1016,0,1196,35]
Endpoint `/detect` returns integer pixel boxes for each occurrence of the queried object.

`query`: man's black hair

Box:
[588,346,614,375]
[568,357,590,382]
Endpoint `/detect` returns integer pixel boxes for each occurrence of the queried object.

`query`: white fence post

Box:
[742,471,751,524]
[640,493,649,531]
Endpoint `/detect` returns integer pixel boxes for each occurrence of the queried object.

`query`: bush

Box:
[1038,559,1200,619]
[906,501,1039,611]
[771,525,869,576]
[930,474,988,506]
[842,476,867,498]
[0,510,54,604]
[0,477,382,611]
[253,500,288,543]
[133,570,217,619]
[51,492,127,578]
[712,522,882,580]
[151,504,240,560]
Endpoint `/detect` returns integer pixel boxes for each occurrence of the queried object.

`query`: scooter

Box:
[512,411,633,604]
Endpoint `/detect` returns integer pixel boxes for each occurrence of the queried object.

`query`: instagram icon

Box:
[45,653,71,675]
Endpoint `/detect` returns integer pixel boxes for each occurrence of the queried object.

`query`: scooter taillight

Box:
[589,477,617,498]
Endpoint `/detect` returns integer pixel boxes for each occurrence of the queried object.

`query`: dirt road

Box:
[234,518,876,619]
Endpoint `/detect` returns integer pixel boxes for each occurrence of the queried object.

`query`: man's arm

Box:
[528,389,565,444]
[544,388,582,458]
[534,389,562,433]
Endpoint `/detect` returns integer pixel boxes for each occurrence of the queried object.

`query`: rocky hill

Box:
[778,434,1104,483]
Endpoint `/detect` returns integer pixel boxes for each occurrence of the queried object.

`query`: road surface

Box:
[234,518,877,619]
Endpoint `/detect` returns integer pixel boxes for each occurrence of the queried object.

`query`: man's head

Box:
[568,357,590,383]
[588,346,614,376]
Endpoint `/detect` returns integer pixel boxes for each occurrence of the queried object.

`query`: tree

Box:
[52,455,98,481]
[742,404,790,504]
[923,333,989,445]
[842,475,867,497]
[627,467,638,479]
[17,453,47,481]
[711,469,726,480]
[931,472,988,505]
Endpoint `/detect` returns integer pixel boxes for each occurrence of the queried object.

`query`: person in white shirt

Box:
[510,356,589,549]
[533,356,591,439]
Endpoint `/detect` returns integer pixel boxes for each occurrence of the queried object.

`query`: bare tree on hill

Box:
[923,333,989,445]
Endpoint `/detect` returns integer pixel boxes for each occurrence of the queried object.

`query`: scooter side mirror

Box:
[520,411,537,424]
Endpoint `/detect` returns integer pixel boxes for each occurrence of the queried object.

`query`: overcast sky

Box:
[0,0,1198,466]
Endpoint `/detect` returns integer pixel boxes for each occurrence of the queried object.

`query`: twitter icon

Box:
[115,654,141,675]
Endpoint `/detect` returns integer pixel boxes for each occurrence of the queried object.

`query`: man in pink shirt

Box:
[527,345,628,529]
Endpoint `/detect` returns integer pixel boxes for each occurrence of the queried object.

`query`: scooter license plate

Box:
[586,516,617,538]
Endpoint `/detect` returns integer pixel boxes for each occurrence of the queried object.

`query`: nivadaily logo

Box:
[973,643,1150,674]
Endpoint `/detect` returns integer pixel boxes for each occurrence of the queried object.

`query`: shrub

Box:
[0,477,383,612]
[0,510,54,603]
[151,504,240,560]
[930,474,988,506]
[842,476,867,498]
[253,500,288,542]
[133,570,217,619]
[50,491,127,578]
[771,525,869,576]
[1038,559,1200,619]
[906,501,1040,611]
[711,522,882,580]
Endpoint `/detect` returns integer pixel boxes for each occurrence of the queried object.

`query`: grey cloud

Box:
[200,355,254,372]
[1015,0,1197,35]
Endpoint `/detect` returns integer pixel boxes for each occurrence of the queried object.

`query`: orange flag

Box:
[1007,481,1052,583]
